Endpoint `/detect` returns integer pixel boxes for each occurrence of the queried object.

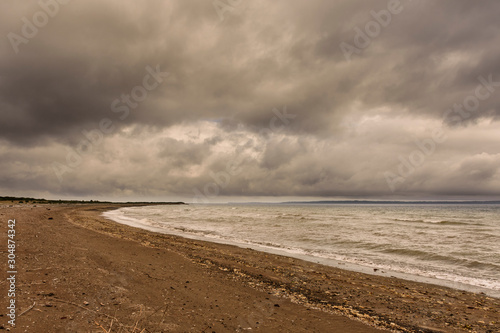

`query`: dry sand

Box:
[0,203,499,332]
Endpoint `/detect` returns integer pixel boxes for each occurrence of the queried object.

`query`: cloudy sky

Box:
[1,0,500,202]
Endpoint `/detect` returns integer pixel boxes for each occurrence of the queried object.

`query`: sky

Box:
[1,0,500,203]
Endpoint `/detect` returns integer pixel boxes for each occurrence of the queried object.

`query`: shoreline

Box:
[1,203,499,332]
[103,206,500,299]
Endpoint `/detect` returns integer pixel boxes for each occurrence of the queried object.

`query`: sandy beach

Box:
[1,203,499,332]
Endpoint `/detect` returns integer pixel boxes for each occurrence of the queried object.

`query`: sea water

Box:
[103,203,500,298]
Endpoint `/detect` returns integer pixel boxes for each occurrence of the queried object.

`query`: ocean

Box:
[103,203,500,298]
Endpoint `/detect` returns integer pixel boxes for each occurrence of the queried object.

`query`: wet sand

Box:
[1,203,499,332]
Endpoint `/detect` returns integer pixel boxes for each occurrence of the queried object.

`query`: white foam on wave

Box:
[102,205,500,298]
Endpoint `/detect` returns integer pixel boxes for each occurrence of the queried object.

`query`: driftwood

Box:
[19,302,36,317]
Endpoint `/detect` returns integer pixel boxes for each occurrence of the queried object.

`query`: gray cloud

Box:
[1,0,499,201]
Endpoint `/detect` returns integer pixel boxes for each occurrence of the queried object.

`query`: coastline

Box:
[1,203,499,332]
[103,206,500,299]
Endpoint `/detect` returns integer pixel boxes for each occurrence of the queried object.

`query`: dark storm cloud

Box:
[1,0,499,200]
[2,0,500,143]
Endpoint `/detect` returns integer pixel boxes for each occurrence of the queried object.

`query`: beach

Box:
[1,203,499,332]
